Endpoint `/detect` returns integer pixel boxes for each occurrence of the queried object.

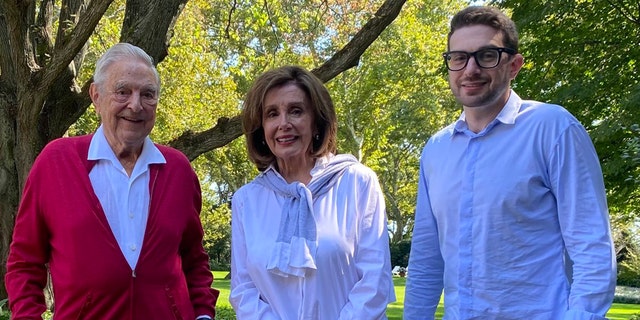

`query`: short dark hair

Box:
[447,6,519,53]
[241,66,338,171]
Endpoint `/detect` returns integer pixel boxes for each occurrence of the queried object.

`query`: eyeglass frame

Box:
[442,47,517,71]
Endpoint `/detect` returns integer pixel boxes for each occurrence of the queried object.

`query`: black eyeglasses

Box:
[442,47,517,71]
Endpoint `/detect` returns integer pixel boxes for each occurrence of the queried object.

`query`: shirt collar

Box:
[454,90,521,135]
[88,125,166,171]
[261,153,336,180]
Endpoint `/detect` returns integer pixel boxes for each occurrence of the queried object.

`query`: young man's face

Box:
[447,25,523,112]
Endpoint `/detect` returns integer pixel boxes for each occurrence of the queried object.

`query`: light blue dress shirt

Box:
[404,91,616,320]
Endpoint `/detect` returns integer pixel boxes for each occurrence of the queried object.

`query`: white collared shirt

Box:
[88,125,166,269]
[230,154,395,319]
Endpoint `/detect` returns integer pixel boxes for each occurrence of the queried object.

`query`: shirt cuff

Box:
[196,316,212,320]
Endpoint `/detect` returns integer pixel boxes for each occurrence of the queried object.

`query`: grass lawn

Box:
[212,271,640,319]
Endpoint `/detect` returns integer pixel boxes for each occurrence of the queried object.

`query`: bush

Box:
[618,250,640,287]
[0,299,9,320]
[210,260,231,272]
[390,239,412,269]
[215,305,236,320]
[614,286,640,304]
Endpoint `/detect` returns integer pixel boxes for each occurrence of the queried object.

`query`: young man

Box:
[404,6,616,319]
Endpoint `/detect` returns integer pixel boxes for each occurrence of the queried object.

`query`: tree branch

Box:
[33,0,55,67]
[311,0,407,82]
[40,0,114,93]
[168,116,244,162]
[0,0,37,91]
[35,0,114,141]
[0,6,16,90]
[121,0,188,64]
[169,0,407,160]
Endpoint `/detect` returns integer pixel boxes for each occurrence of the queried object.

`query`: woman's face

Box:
[261,83,316,165]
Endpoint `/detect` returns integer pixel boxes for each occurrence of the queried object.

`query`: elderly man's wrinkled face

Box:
[90,58,159,153]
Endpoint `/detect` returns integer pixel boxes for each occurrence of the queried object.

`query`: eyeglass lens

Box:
[445,49,503,71]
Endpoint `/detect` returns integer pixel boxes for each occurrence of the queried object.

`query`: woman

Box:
[230,65,395,319]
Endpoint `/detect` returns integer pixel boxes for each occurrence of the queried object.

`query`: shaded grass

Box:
[213,272,640,319]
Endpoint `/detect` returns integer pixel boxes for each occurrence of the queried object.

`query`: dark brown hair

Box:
[242,66,338,171]
[447,6,519,53]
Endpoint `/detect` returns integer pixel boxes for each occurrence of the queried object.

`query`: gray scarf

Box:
[255,154,358,277]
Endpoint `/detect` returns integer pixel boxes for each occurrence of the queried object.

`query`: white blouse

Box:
[230,155,395,319]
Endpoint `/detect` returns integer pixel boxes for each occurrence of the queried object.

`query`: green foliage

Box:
[64,0,470,253]
[0,299,8,320]
[390,240,412,268]
[155,0,242,144]
[201,203,232,269]
[619,249,640,288]
[493,0,640,218]
[329,0,467,243]
[203,0,384,94]
[67,0,419,268]
[491,0,640,289]
[214,305,237,320]
[196,139,258,267]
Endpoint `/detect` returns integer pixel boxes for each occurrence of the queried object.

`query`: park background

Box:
[1,0,639,318]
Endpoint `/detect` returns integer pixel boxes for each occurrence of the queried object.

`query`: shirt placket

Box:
[458,134,480,317]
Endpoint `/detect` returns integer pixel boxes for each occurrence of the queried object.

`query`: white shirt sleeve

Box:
[229,189,280,319]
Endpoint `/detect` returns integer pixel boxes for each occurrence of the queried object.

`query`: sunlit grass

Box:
[213,271,232,308]
[608,303,640,320]
[387,276,444,319]
[1,274,636,319]
[212,271,640,319]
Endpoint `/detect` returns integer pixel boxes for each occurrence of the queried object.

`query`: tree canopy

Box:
[494,0,640,259]
[0,0,406,299]
[2,0,639,304]
[494,0,640,219]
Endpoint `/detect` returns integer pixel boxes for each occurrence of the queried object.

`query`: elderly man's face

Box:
[89,58,159,153]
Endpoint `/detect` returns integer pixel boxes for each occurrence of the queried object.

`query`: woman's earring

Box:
[314,134,320,141]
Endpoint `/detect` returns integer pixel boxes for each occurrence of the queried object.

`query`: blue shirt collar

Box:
[454,90,521,136]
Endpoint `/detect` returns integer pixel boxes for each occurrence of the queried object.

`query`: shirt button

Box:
[129,244,137,251]
[129,212,134,219]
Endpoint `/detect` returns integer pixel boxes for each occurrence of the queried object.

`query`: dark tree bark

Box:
[0,0,406,300]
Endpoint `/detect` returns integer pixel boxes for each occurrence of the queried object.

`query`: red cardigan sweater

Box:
[6,135,218,319]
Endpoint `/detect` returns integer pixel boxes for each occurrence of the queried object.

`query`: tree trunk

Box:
[0,89,18,300]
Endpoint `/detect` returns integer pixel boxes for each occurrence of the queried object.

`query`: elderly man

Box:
[6,43,218,319]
